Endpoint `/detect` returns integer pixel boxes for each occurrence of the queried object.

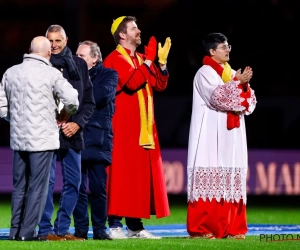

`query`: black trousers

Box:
[73,161,108,235]
[10,150,54,239]
[108,216,144,231]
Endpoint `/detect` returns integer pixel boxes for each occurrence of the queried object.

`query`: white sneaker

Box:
[109,227,128,239]
[127,229,162,239]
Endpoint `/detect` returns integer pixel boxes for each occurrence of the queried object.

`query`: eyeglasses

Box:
[216,45,232,51]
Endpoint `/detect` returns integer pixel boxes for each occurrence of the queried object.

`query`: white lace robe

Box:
[187,65,257,204]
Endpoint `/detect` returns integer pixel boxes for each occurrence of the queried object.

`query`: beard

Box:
[135,36,141,46]
[127,35,141,47]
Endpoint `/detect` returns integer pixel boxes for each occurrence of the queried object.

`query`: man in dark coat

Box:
[72,40,118,240]
[38,25,95,241]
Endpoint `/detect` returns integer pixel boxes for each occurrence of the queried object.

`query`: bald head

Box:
[30,36,51,60]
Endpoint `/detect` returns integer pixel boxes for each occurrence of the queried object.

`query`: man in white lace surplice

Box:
[186,32,257,239]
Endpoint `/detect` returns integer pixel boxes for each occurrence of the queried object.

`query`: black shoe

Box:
[93,231,113,240]
[74,230,88,240]
[17,236,47,241]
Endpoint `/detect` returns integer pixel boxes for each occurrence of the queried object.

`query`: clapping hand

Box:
[235,66,253,84]
[158,37,171,65]
[144,36,157,62]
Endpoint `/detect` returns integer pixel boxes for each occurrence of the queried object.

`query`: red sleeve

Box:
[148,61,169,91]
[238,83,251,111]
[103,51,169,92]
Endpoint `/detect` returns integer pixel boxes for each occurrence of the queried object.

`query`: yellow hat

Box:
[111,16,126,35]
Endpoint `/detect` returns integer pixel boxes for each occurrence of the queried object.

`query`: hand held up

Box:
[235,66,253,84]
[144,36,157,62]
[158,37,172,65]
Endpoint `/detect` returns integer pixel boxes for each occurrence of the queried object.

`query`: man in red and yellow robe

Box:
[103,16,172,239]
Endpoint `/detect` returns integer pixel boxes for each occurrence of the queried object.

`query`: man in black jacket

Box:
[72,40,117,240]
[38,25,95,241]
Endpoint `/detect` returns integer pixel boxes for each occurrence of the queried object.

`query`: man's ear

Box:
[119,32,126,40]
[209,48,215,56]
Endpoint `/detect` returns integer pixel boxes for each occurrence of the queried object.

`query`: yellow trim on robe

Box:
[116,45,155,149]
[221,62,232,83]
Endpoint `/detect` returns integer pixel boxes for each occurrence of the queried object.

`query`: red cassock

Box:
[103,47,170,219]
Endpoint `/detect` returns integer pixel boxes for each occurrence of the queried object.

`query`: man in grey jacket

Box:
[0,36,79,241]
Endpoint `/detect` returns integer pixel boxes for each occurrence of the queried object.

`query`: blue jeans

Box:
[73,162,108,235]
[38,148,81,236]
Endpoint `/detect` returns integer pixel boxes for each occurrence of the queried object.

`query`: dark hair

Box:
[78,40,102,62]
[113,16,137,45]
[202,33,228,56]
